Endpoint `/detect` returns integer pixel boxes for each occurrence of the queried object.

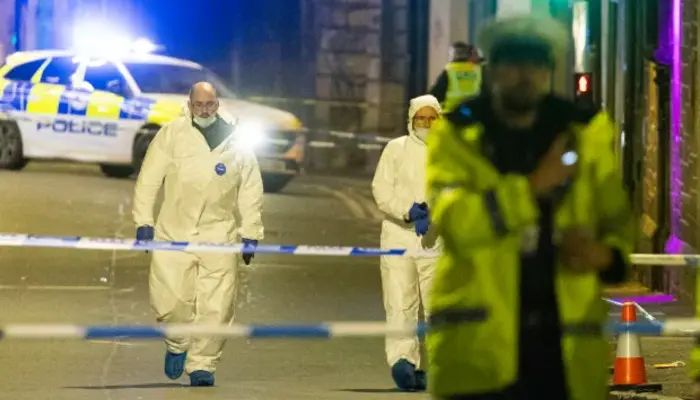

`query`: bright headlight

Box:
[235,120,268,149]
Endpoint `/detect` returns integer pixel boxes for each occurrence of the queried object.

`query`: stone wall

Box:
[677,0,699,301]
[309,0,407,135]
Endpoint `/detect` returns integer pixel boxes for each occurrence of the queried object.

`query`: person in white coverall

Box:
[132,82,264,387]
[371,94,442,392]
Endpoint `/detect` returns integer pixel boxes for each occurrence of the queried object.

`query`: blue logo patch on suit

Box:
[215,162,227,176]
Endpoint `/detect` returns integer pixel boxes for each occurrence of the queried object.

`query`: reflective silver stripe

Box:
[429,307,489,328]
[562,322,603,336]
[483,190,508,236]
[430,307,602,336]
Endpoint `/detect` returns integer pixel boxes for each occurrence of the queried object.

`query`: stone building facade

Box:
[675,0,699,301]
[308,0,409,135]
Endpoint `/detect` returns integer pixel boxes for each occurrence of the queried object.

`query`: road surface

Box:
[0,162,417,400]
[0,162,696,400]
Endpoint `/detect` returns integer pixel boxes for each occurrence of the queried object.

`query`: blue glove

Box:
[408,202,429,222]
[136,225,154,241]
[414,217,430,236]
[242,239,258,265]
[136,225,154,253]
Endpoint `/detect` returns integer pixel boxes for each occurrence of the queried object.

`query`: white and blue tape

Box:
[1,233,700,265]
[0,233,419,256]
[0,321,680,340]
[0,322,428,340]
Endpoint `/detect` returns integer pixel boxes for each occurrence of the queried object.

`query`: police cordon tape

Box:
[0,233,406,256]
[604,298,660,322]
[1,233,700,266]
[306,129,392,150]
[1,320,698,340]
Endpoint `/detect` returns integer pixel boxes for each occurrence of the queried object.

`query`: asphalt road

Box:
[0,162,697,400]
[0,162,420,400]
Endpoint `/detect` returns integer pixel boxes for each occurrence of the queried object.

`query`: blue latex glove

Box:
[136,225,154,241]
[136,225,154,253]
[408,202,429,222]
[414,217,430,236]
[242,239,258,265]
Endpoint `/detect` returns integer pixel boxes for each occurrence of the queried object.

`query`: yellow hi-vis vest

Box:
[425,98,633,399]
[444,61,482,112]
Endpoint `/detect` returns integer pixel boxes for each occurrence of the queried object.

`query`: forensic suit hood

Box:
[407,95,442,138]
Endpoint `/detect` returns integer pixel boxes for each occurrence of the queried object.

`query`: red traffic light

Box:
[574,73,592,96]
[578,75,589,92]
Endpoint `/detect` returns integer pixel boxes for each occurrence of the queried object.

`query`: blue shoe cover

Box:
[414,370,427,391]
[190,370,215,387]
[391,359,417,391]
[164,351,187,380]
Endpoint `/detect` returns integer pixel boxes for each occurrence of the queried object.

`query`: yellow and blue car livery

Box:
[0,50,305,192]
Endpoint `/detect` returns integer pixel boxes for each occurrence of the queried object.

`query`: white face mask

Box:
[414,127,429,142]
[194,115,217,128]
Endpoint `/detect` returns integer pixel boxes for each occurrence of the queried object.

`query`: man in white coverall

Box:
[132,82,264,387]
[372,94,442,392]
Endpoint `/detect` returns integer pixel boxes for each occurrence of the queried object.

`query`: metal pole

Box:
[614,0,626,169]
[600,0,609,111]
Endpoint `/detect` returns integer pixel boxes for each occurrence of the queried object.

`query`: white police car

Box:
[0,47,306,192]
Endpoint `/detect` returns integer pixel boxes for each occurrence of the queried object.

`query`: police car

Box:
[0,49,306,192]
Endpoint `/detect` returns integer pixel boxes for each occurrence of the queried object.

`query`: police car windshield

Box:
[124,63,236,98]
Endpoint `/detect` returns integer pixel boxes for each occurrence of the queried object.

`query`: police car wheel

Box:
[262,174,293,193]
[132,130,156,174]
[99,164,134,179]
[0,120,27,170]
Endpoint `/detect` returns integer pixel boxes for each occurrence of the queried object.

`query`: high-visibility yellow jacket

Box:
[690,305,700,378]
[425,96,633,399]
[443,62,482,112]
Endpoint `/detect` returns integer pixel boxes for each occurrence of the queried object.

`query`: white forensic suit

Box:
[371,96,442,371]
[132,109,264,374]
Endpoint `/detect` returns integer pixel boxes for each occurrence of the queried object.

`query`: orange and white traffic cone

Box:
[609,302,662,392]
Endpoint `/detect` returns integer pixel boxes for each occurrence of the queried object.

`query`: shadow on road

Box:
[64,383,187,390]
[336,388,408,393]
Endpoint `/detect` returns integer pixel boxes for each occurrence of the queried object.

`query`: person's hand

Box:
[408,202,429,222]
[136,225,154,241]
[560,227,613,273]
[241,238,258,265]
[528,135,577,196]
[414,217,430,236]
[136,225,154,253]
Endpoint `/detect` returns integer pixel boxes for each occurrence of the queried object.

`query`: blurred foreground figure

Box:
[425,15,632,400]
[132,82,264,386]
[372,94,442,392]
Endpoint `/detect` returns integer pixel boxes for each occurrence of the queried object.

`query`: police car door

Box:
[26,56,88,158]
[76,60,134,162]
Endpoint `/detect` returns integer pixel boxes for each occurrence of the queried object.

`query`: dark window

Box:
[40,57,80,85]
[124,63,236,97]
[83,62,129,96]
[4,59,46,81]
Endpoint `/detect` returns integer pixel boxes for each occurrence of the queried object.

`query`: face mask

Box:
[194,115,217,128]
[414,127,429,141]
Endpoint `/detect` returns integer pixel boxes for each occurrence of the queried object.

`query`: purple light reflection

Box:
[610,294,677,304]
[665,234,688,253]
[670,0,682,238]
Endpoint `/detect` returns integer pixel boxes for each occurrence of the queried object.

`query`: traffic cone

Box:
[609,302,662,392]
